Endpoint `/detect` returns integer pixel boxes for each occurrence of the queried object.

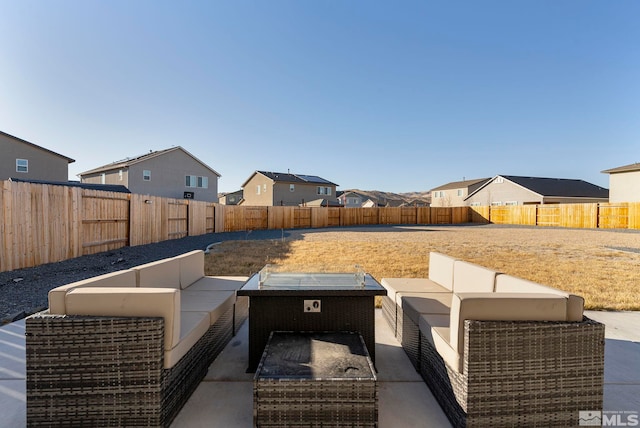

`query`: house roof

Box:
[303,198,343,207]
[1,130,75,163]
[601,163,640,174]
[339,190,370,199]
[430,178,490,191]
[242,171,338,187]
[466,175,609,200]
[219,190,243,198]
[10,178,130,193]
[79,146,221,177]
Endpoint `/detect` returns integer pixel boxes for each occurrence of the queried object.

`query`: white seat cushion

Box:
[186,276,248,291]
[165,311,209,369]
[431,326,460,372]
[381,278,450,302]
[418,314,450,346]
[400,293,453,324]
[180,289,235,326]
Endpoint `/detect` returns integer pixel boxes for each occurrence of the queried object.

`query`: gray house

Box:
[80,147,221,202]
[430,178,490,207]
[601,163,640,202]
[1,130,75,182]
[218,190,243,205]
[465,175,609,206]
[241,171,338,206]
[338,191,369,208]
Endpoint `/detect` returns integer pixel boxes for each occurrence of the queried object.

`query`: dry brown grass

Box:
[204,225,640,311]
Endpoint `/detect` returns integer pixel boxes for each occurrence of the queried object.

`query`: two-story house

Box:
[1,130,75,182]
[240,171,338,206]
[430,178,490,207]
[79,147,221,202]
[465,175,609,206]
[601,163,640,202]
[337,191,369,208]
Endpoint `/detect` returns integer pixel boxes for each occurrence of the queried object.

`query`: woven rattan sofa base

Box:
[254,332,378,427]
[26,307,233,427]
[400,310,421,371]
[419,317,605,428]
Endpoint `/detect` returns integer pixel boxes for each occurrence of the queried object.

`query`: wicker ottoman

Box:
[254,332,378,427]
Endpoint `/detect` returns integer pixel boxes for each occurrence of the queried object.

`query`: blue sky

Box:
[1,1,638,193]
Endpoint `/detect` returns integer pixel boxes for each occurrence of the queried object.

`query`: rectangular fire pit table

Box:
[237,265,387,372]
[254,331,378,427]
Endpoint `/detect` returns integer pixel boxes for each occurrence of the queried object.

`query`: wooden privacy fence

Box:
[1,180,639,273]
[0,181,217,272]
[475,202,640,229]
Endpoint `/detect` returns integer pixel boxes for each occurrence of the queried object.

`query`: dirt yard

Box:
[205,225,640,311]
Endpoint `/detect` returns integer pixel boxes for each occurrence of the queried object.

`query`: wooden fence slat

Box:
[629,202,640,230]
[0,181,8,272]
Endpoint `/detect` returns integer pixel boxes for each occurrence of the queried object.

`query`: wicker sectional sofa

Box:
[25,250,248,427]
[381,252,605,428]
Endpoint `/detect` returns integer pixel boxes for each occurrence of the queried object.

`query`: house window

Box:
[290,184,295,192]
[143,170,151,181]
[505,201,518,206]
[101,173,106,184]
[457,189,463,197]
[256,185,261,195]
[470,202,481,206]
[317,186,331,195]
[187,175,208,188]
[16,159,28,173]
[118,169,123,181]
[491,201,503,206]
[494,177,504,184]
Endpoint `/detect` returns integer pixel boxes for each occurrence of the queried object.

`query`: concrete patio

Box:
[2,310,639,427]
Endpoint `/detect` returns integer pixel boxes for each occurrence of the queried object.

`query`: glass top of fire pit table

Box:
[257,264,366,289]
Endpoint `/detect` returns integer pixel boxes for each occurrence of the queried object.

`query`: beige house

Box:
[1,130,74,182]
[430,178,490,207]
[241,171,338,206]
[601,163,640,202]
[465,175,609,206]
[80,147,220,202]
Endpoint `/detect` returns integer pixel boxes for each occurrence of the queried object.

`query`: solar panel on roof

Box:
[295,175,332,184]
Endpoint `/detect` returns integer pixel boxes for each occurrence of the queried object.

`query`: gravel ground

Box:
[0,229,286,324]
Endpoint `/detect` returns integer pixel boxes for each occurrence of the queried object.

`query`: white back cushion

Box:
[428,252,457,291]
[452,260,497,293]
